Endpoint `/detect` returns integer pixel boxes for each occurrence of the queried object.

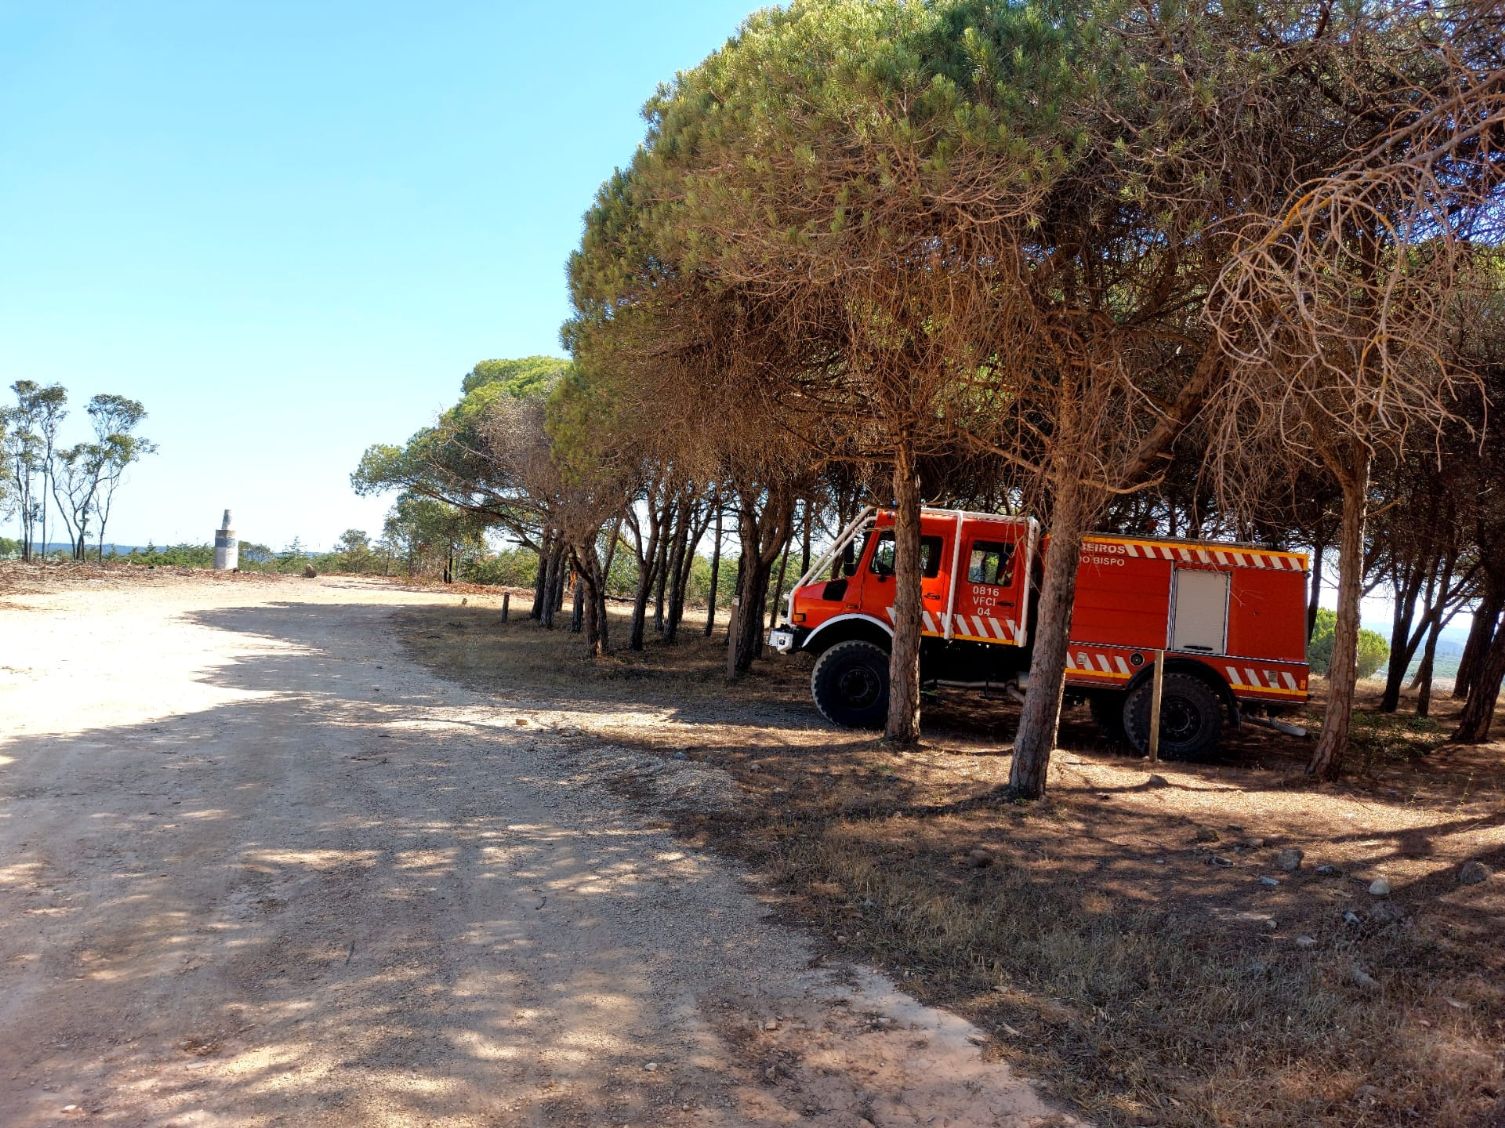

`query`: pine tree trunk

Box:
[574,547,608,658]
[726,561,772,677]
[1453,589,1501,700]
[725,490,792,678]
[1453,613,1505,743]
[540,543,565,629]
[662,511,691,643]
[1010,477,1090,798]
[1308,459,1369,781]
[652,506,674,635]
[570,580,583,633]
[628,524,660,652]
[1379,567,1426,712]
[767,534,793,634]
[1415,612,1447,718]
[665,506,702,644]
[800,501,813,576]
[1306,537,1325,643]
[531,538,550,620]
[705,503,723,637]
[885,446,923,746]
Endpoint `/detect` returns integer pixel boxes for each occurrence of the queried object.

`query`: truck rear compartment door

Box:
[1170,569,1230,654]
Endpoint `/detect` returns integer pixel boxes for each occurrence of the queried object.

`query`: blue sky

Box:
[0,0,760,550]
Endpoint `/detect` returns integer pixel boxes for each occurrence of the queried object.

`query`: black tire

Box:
[811,640,890,728]
[1123,673,1223,760]
[1088,692,1128,744]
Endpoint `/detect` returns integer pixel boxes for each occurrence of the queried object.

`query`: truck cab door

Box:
[865,528,950,636]
[949,526,1028,646]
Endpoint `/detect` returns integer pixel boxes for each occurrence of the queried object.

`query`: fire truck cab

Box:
[768,507,1310,759]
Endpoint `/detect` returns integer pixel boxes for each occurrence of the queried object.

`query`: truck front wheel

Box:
[811,640,890,729]
[1123,673,1223,760]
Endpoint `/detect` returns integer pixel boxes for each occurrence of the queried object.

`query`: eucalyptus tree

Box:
[45,393,152,561]
[4,381,65,559]
[87,394,156,560]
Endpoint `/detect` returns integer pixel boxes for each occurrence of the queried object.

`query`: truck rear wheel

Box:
[1123,673,1223,760]
[811,640,890,729]
[1088,692,1128,745]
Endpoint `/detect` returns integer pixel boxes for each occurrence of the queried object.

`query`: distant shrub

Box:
[461,547,539,588]
[1309,608,1389,679]
[122,543,215,568]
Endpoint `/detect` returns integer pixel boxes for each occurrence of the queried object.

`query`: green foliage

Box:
[350,357,574,563]
[239,542,276,566]
[460,546,541,588]
[460,356,570,398]
[121,543,217,568]
[1308,609,1390,680]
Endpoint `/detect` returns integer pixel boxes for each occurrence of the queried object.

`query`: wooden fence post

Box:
[502,592,510,623]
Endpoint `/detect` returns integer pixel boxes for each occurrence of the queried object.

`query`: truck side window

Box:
[968,540,1015,586]
[868,533,944,578]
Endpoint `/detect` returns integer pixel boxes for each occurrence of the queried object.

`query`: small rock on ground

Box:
[1368,877,1392,896]
[1458,861,1491,885]
[1275,847,1304,871]
[1295,935,1317,949]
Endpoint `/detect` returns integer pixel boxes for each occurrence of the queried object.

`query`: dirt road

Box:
[0,576,1075,1128]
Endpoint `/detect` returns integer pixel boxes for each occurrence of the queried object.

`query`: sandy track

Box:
[0,576,1075,1127]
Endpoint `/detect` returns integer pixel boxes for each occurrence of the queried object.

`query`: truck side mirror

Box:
[839,543,856,576]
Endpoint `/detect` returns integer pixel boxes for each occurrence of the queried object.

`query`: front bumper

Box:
[768,626,798,654]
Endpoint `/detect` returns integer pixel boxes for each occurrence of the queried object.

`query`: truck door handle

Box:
[924,593,942,601]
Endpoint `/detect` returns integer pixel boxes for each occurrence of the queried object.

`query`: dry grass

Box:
[398,595,1505,1128]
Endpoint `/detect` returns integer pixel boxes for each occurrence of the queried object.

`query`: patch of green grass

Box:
[1347,710,1448,773]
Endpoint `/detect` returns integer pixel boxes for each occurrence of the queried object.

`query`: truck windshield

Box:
[867,532,943,578]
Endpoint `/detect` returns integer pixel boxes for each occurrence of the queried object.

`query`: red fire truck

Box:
[768,507,1310,758]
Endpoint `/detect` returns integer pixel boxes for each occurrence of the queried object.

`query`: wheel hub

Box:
[1161,698,1200,742]
[837,666,880,708]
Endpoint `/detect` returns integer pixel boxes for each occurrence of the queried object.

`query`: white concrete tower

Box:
[213,509,239,570]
